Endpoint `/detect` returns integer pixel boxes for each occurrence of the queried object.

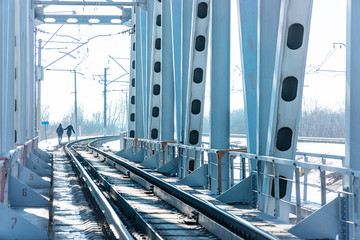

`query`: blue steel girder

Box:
[35,13,131,25]
[135,7,144,138]
[128,10,136,138]
[147,0,162,141]
[183,0,211,147]
[264,0,313,221]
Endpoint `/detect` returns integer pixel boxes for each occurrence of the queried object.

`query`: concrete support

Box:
[345,0,360,238]
[180,0,192,143]
[161,0,174,141]
[171,0,181,143]
[210,0,230,193]
[1,0,16,154]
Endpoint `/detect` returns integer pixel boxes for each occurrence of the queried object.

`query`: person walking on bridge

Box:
[56,124,63,144]
[64,124,75,142]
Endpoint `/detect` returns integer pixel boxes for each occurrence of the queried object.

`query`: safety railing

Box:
[0,137,39,204]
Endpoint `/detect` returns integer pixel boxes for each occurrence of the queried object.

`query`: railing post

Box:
[273,162,280,218]
[320,167,326,206]
[295,166,302,223]
[303,155,308,202]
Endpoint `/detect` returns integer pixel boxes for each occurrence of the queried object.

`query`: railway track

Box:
[64,137,279,240]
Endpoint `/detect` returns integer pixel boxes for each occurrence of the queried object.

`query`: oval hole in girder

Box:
[132,42,135,51]
[287,23,304,50]
[195,35,206,51]
[197,2,208,19]
[130,130,135,138]
[193,68,203,83]
[156,14,161,27]
[132,60,135,69]
[44,18,56,23]
[154,61,161,73]
[189,130,199,145]
[276,127,293,151]
[151,128,158,139]
[111,19,121,24]
[89,18,100,24]
[131,78,135,87]
[130,113,135,122]
[155,38,161,50]
[191,99,201,115]
[131,96,135,104]
[281,76,298,102]
[152,107,159,117]
[153,84,161,95]
[189,160,195,172]
[15,130,17,143]
[67,18,78,23]
[271,175,287,199]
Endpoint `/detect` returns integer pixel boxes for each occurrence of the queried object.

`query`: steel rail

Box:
[88,138,278,240]
[64,137,133,240]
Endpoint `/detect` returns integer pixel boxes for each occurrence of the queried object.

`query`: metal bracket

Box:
[178,164,208,188]
[217,176,252,205]
[0,203,49,239]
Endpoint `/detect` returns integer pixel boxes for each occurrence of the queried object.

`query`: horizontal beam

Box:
[38,14,128,25]
[33,1,143,7]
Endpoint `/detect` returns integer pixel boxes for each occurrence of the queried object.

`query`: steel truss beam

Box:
[32,1,143,7]
[128,9,136,138]
[147,0,162,140]
[37,14,127,25]
[263,0,313,221]
[183,0,211,147]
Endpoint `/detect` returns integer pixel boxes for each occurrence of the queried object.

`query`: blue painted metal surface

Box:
[136,7,144,138]
[180,0,192,143]
[171,0,182,143]
[161,0,174,141]
[210,0,230,192]
[141,7,147,137]
[237,0,257,155]
[345,0,360,237]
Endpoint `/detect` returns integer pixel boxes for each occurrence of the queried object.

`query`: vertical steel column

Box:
[183,0,211,147]
[15,0,28,144]
[161,0,174,141]
[135,6,144,138]
[171,0,181,143]
[180,0,193,143]
[26,1,35,139]
[237,0,257,154]
[210,0,230,193]
[146,0,154,138]
[36,39,42,139]
[128,8,136,138]
[257,0,281,156]
[345,0,360,238]
[1,0,16,154]
[264,0,313,220]
[140,7,147,137]
[147,0,162,140]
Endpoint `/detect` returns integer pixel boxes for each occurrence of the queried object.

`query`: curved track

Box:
[64,137,279,240]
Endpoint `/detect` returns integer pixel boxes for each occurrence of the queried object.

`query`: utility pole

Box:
[73,70,78,140]
[103,68,107,136]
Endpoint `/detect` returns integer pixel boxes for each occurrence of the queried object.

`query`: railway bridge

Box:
[0,0,359,239]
